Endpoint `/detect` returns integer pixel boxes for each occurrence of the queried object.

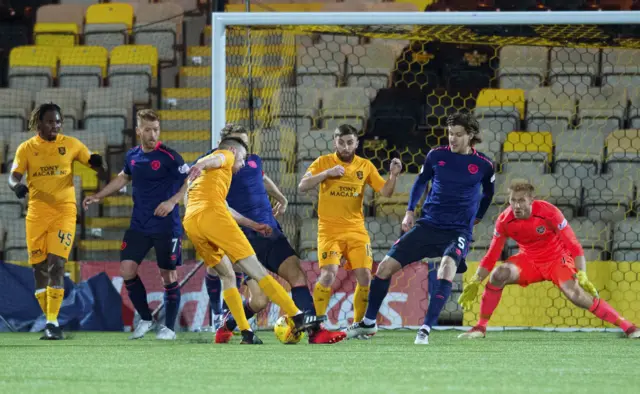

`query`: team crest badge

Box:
[356,171,363,180]
[468,164,478,174]
[322,252,327,260]
[151,160,161,171]
[58,147,66,155]
[536,226,546,234]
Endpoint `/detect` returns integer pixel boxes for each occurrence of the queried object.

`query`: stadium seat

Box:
[67,130,107,190]
[501,131,553,175]
[254,127,296,160]
[296,159,319,205]
[476,89,525,120]
[471,219,496,250]
[85,88,134,147]
[577,86,627,134]
[273,87,320,135]
[628,89,640,128]
[296,41,344,89]
[84,3,134,52]
[346,42,397,97]
[0,174,26,220]
[297,129,334,160]
[84,23,129,53]
[36,4,86,32]
[134,2,184,63]
[319,87,370,131]
[549,47,600,97]
[109,45,159,105]
[5,219,27,262]
[35,88,84,129]
[85,3,134,30]
[554,127,605,180]
[605,129,640,184]
[186,46,211,67]
[179,66,210,88]
[366,217,401,259]
[156,110,209,131]
[299,218,318,259]
[33,23,79,47]
[498,46,548,91]
[374,173,415,219]
[601,48,640,90]
[526,87,575,135]
[582,174,634,222]
[59,46,108,94]
[6,132,29,173]
[0,89,33,133]
[160,130,210,154]
[612,218,640,260]
[571,218,611,260]
[161,88,210,110]
[8,46,58,93]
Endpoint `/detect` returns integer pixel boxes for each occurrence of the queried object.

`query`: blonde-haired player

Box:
[9,103,104,340]
[298,124,402,327]
[184,136,323,344]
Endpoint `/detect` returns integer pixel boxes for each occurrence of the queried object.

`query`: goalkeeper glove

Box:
[458,274,482,312]
[88,153,103,168]
[576,271,599,298]
[13,184,28,199]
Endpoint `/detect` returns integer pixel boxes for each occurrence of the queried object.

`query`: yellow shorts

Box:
[183,208,255,268]
[26,204,77,264]
[318,228,373,270]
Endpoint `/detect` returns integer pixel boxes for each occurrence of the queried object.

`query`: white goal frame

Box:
[210,10,640,147]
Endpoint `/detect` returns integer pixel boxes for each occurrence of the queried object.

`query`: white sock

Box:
[362,317,376,326]
[420,324,431,333]
[47,320,59,327]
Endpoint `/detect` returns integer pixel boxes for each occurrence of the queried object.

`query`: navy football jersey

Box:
[123,142,189,235]
[407,146,495,235]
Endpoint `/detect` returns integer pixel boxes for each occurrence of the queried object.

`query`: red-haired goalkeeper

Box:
[458,179,640,339]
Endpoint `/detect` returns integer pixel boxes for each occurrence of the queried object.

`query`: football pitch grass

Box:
[1,330,639,394]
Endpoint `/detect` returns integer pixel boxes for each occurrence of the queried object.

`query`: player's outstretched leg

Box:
[41,255,66,340]
[122,260,155,339]
[560,279,640,339]
[458,263,516,340]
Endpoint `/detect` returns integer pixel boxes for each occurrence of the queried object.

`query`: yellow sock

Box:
[222,288,251,331]
[46,286,64,324]
[313,282,332,316]
[35,289,47,315]
[258,276,299,316]
[353,284,370,322]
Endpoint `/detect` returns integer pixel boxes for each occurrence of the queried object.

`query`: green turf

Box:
[1,330,639,394]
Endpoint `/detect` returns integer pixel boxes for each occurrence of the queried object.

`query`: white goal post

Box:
[210,10,640,146]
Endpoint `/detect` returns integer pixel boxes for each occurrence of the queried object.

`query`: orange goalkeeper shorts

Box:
[507,253,577,287]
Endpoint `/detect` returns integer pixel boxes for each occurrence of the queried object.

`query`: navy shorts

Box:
[246,231,297,275]
[120,230,183,270]
[387,221,470,273]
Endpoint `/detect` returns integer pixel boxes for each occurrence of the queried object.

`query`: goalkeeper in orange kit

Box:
[458,180,640,339]
[8,103,104,340]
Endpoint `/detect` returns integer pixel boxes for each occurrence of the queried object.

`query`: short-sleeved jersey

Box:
[123,142,189,235]
[410,146,495,236]
[12,134,92,209]
[305,153,386,231]
[185,149,235,220]
[480,200,584,271]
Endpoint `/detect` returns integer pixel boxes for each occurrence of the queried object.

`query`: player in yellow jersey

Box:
[298,124,402,326]
[184,137,324,344]
[8,103,104,340]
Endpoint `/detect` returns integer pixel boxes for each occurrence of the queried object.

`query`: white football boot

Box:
[344,321,377,340]
[414,328,430,345]
[156,326,177,340]
[129,319,154,340]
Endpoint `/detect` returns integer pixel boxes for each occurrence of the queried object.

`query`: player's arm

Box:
[9,144,28,199]
[402,154,433,231]
[188,152,229,181]
[475,165,496,224]
[298,158,343,193]
[74,139,104,172]
[377,158,402,198]
[82,171,131,210]
[155,151,190,217]
[226,202,272,237]
[263,174,288,216]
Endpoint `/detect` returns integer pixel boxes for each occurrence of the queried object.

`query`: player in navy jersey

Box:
[345,112,495,344]
[83,110,189,340]
[201,124,345,344]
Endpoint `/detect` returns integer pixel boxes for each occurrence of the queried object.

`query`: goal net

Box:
[214,12,640,331]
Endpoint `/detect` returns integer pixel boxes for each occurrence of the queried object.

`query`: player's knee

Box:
[354,268,372,286]
[490,265,512,286]
[318,266,337,287]
[375,257,400,280]
[249,288,269,312]
[46,256,66,286]
[120,260,139,280]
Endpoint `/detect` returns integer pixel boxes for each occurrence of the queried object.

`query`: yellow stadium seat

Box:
[85,3,135,30]
[395,0,435,10]
[9,46,59,77]
[606,129,640,155]
[476,88,526,120]
[181,152,208,163]
[110,45,158,77]
[225,3,324,12]
[503,131,553,161]
[34,23,79,47]
[180,66,211,77]
[161,131,210,141]
[59,46,109,78]
[163,88,211,99]
[73,162,99,190]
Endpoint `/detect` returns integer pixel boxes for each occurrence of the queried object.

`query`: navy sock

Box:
[163,282,181,331]
[124,276,152,321]
[225,301,255,331]
[291,285,314,315]
[205,274,223,315]
[423,279,453,328]
[364,276,391,322]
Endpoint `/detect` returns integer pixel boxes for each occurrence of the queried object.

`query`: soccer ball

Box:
[274,315,304,344]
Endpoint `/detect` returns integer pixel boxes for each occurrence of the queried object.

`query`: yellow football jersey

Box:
[185,149,235,219]
[306,153,386,230]
[11,134,91,209]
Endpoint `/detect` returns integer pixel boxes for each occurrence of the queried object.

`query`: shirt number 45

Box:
[58,230,72,247]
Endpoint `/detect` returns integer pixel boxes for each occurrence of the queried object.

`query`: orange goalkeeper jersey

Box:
[11,134,91,210]
[305,153,386,231]
[185,149,235,219]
